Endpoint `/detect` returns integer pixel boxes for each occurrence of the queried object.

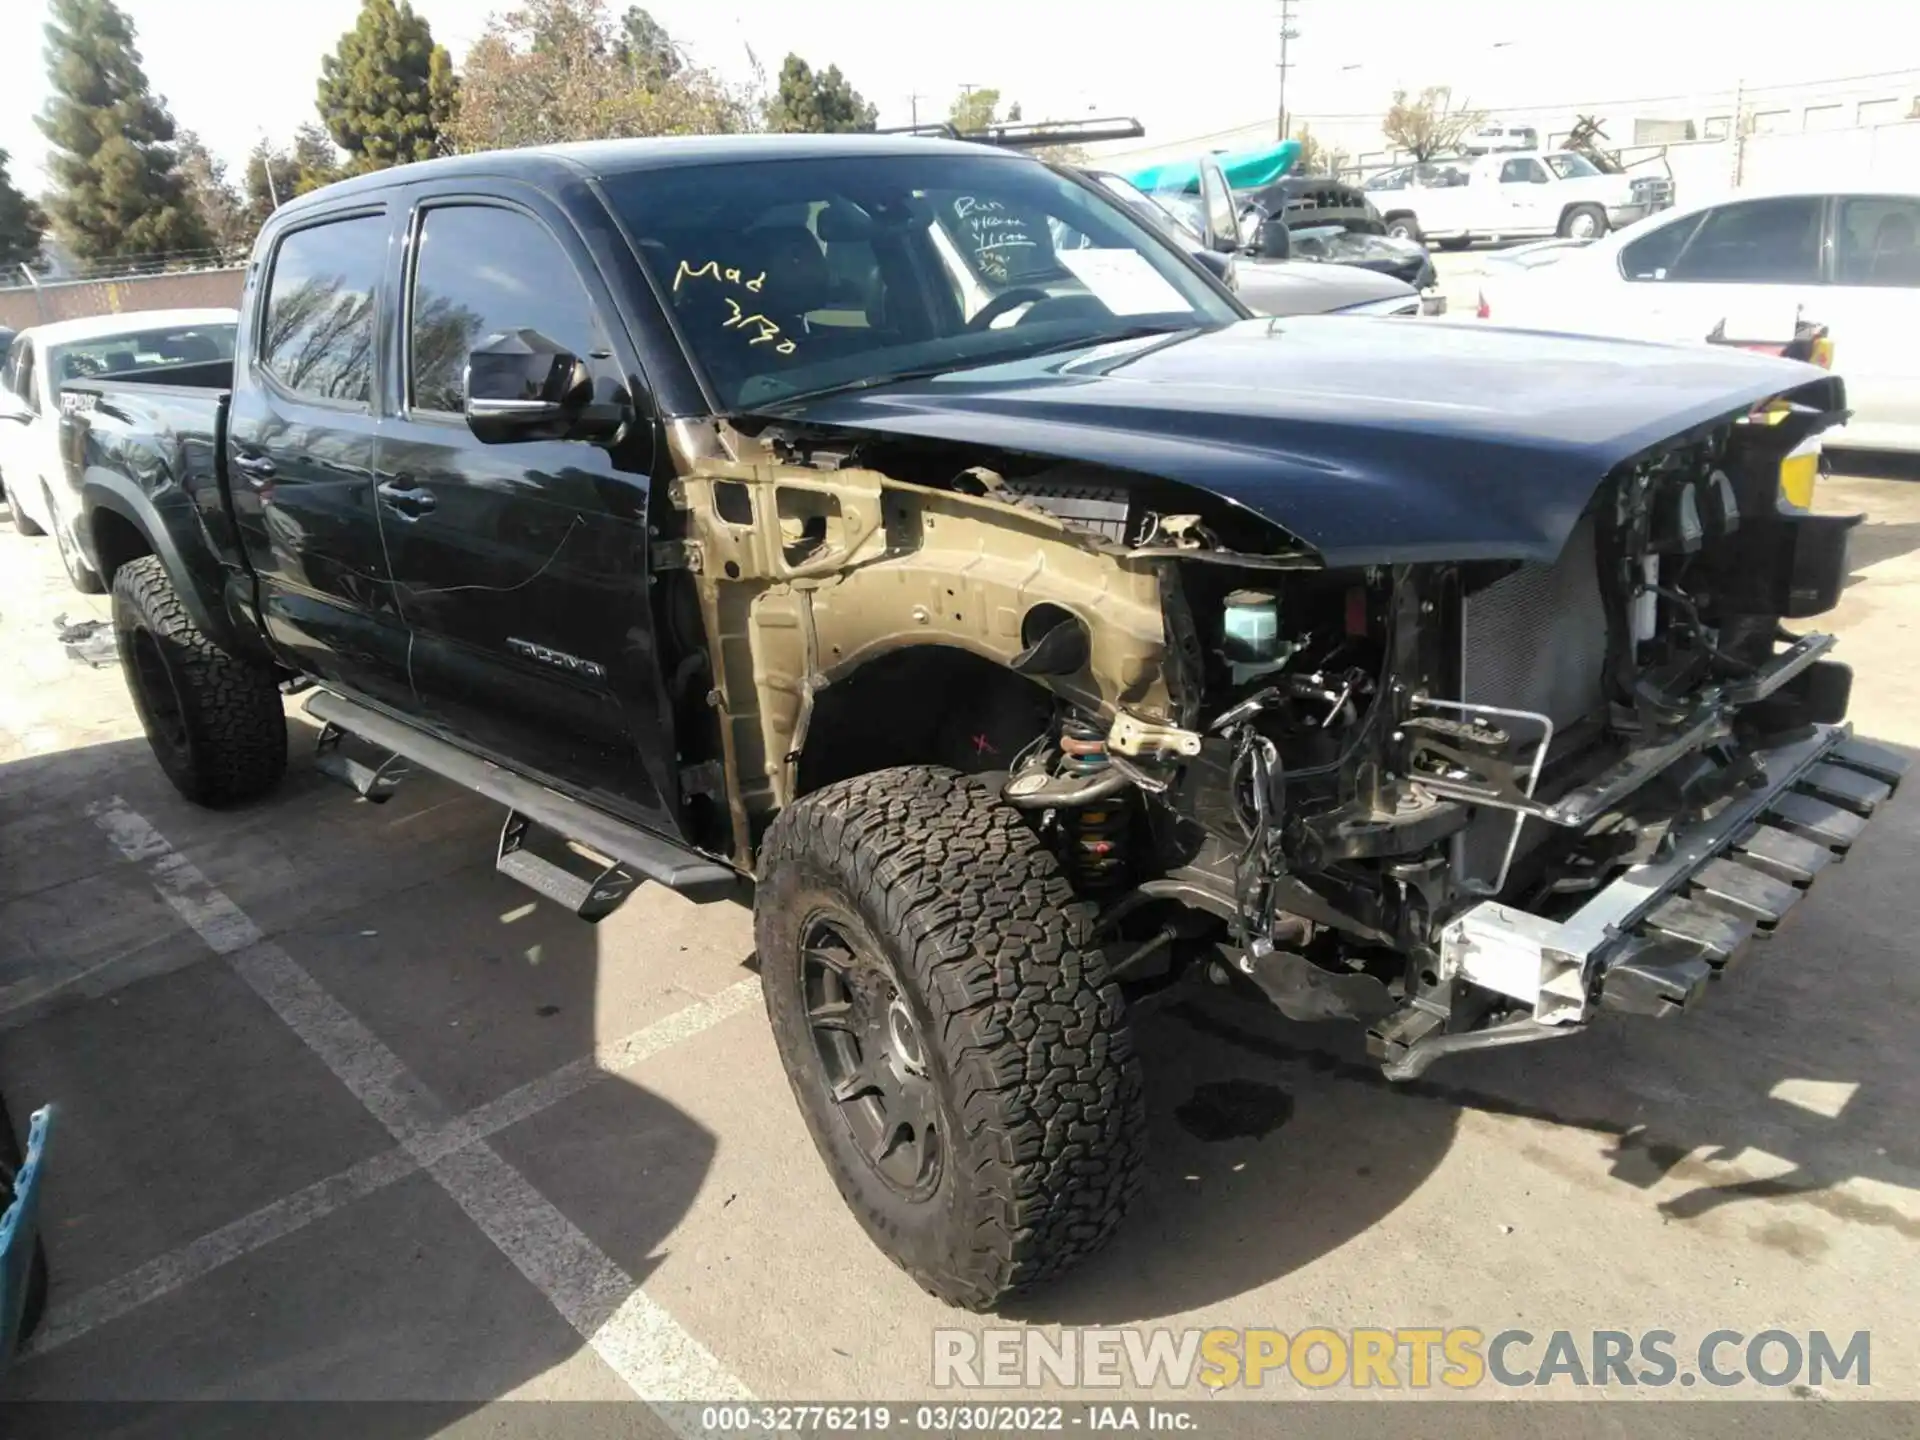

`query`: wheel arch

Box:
[82,471,253,658]
[792,641,1056,801]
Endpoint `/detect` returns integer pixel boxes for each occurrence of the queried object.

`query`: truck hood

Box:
[1236,260,1414,316]
[759,317,1842,567]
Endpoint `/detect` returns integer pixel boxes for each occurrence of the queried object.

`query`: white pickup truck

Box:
[1363,150,1673,247]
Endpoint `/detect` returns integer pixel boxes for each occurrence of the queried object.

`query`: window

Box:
[408,206,601,415]
[2,337,26,402]
[47,323,235,385]
[1836,196,1920,287]
[260,214,386,405]
[1666,196,1824,284]
[15,342,38,413]
[1620,212,1708,280]
[1544,153,1602,180]
[601,154,1237,411]
[1364,167,1409,192]
[1500,158,1548,184]
[1199,163,1238,248]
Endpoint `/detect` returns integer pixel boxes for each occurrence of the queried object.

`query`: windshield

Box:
[1088,172,1204,247]
[46,322,235,384]
[1544,153,1602,180]
[602,153,1240,410]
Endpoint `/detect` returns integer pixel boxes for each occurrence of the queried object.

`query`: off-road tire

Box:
[1560,203,1609,240]
[756,766,1146,1310]
[111,555,287,807]
[48,486,103,594]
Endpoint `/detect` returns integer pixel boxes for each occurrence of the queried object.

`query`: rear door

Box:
[372,181,678,830]
[1612,195,1825,344]
[226,205,414,708]
[1824,194,1920,448]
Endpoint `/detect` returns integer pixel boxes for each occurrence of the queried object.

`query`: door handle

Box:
[232,452,276,487]
[377,478,437,518]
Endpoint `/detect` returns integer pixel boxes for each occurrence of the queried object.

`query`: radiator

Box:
[1460,514,1610,730]
[1454,514,1612,889]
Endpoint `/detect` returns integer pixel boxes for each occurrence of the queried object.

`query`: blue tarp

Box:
[1126,140,1302,196]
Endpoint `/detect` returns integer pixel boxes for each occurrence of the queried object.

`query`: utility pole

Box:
[909,92,924,128]
[1731,76,1747,189]
[1276,0,1298,140]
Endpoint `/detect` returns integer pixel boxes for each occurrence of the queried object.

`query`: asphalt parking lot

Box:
[2,471,1919,1426]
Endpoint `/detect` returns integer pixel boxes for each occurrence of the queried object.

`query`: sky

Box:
[1,0,1913,192]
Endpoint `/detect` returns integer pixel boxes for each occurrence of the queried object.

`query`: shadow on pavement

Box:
[0,723,724,1420]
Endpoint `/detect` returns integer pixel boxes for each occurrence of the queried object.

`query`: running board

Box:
[497,812,639,923]
[313,722,413,802]
[304,692,739,905]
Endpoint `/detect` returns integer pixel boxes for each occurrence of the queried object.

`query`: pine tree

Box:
[316,0,458,172]
[767,55,877,134]
[35,0,210,262]
[0,150,47,271]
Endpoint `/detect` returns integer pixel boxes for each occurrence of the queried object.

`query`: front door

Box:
[226,207,413,708]
[372,185,677,831]
[1496,156,1554,233]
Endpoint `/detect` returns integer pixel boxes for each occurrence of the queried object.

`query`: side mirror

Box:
[1256,217,1292,261]
[464,328,621,445]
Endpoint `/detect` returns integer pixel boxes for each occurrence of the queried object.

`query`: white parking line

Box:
[27,980,759,1358]
[75,797,756,1416]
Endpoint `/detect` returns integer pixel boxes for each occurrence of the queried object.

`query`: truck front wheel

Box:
[1561,203,1609,240]
[755,766,1146,1309]
[111,556,288,807]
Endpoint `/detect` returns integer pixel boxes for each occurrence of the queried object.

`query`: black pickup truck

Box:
[66,134,1902,1310]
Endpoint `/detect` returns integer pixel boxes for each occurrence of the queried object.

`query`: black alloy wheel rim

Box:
[800,914,943,1200]
[129,626,190,760]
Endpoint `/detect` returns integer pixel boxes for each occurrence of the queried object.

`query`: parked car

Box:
[1364,150,1673,245]
[1475,186,1920,452]
[0,309,237,589]
[67,134,1898,1313]
[1082,167,1426,316]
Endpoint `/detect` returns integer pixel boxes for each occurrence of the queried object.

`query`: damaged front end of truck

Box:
[652,326,1902,1081]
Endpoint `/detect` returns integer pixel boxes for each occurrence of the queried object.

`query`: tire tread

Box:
[757,765,1145,1309]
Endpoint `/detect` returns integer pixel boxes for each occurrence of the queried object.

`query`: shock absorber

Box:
[1058,718,1130,894]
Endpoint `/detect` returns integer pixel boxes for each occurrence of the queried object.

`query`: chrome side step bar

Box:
[304,691,739,910]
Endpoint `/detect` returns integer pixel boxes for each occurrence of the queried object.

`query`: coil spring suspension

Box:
[1059,720,1130,894]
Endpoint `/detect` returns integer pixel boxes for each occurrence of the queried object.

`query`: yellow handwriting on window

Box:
[673,259,767,294]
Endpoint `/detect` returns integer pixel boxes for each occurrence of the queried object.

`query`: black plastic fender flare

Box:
[80,470,249,659]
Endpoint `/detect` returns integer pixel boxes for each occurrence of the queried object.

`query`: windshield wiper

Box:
[757,324,1200,409]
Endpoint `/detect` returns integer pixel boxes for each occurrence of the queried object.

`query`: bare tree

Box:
[1382,87,1486,162]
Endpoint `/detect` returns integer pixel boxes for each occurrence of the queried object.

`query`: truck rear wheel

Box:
[4,475,45,537]
[111,556,288,807]
[755,766,1146,1309]
[48,486,103,594]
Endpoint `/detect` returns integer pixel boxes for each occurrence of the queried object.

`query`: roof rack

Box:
[875,117,1146,150]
